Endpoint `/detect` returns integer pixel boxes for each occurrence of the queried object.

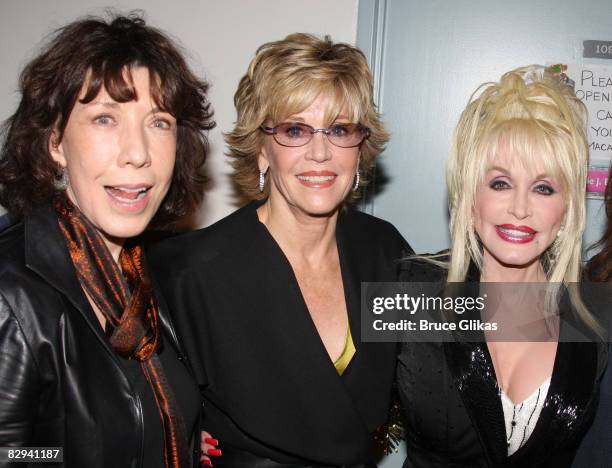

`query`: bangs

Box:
[479,119,569,191]
[79,63,170,114]
[267,76,365,125]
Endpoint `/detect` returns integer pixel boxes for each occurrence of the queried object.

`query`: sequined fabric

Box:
[397,257,604,467]
[443,339,599,466]
[53,193,189,468]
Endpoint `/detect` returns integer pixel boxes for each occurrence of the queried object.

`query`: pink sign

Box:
[587,166,610,195]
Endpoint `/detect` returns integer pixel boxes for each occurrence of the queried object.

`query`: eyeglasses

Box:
[260,122,370,148]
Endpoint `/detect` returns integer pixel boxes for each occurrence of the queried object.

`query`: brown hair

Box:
[225,33,389,202]
[587,169,612,281]
[0,12,214,227]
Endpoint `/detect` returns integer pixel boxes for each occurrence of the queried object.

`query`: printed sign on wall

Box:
[565,64,612,197]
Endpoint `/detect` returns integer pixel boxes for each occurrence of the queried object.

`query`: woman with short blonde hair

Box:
[150,33,412,467]
[226,33,389,202]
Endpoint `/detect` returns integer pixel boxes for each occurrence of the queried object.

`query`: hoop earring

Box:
[353,170,360,191]
[259,170,266,192]
[55,165,69,191]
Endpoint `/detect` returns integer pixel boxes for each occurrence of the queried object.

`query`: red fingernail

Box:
[207,448,222,457]
[201,459,212,467]
[204,437,219,446]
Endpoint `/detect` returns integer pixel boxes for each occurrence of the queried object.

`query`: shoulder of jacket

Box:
[0,220,25,265]
[0,221,68,318]
[397,250,449,282]
[147,204,255,275]
[341,208,395,231]
[0,222,35,290]
[340,209,410,247]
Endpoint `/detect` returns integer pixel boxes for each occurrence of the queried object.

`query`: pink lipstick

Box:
[105,184,152,212]
[296,171,337,188]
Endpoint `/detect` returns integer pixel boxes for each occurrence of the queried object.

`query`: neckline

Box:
[247,201,357,372]
[499,377,551,407]
[485,339,564,459]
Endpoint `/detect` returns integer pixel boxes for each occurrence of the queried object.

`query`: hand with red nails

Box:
[200,431,221,466]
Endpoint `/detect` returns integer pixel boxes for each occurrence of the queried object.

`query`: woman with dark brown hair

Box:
[0,13,214,468]
[573,169,612,466]
[586,173,612,283]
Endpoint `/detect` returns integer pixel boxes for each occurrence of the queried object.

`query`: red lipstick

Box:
[495,224,536,244]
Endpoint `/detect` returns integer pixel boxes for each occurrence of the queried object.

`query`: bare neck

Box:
[66,187,124,263]
[257,199,339,265]
[480,251,547,283]
[100,233,124,264]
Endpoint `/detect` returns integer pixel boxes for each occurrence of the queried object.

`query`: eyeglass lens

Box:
[272,123,367,148]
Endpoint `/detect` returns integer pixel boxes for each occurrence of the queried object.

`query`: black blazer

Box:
[0,204,201,468]
[0,213,13,232]
[397,258,606,468]
[148,201,413,466]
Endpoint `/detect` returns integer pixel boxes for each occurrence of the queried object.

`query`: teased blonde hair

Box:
[225,33,389,202]
[446,65,598,330]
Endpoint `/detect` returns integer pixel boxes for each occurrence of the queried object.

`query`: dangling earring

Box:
[55,165,69,191]
[259,170,266,192]
[556,225,564,238]
[353,170,360,191]
[547,225,564,269]
[547,244,559,270]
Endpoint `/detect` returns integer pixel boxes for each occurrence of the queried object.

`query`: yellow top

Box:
[333,325,356,375]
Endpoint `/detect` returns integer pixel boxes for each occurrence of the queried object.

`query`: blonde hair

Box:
[225,33,389,202]
[446,65,598,330]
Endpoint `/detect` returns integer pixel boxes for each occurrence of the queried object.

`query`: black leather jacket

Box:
[0,204,201,468]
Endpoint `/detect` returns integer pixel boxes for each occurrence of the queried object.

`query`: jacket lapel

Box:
[508,342,599,464]
[335,211,401,432]
[444,339,508,465]
[443,269,509,465]
[152,283,193,359]
[24,204,108,345]
[251,210,371,424]
[335,213,361,360]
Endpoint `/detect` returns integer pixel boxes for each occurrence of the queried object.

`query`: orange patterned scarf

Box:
[53,194,189,468]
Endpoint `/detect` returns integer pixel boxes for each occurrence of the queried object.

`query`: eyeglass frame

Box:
[259,122,370,148]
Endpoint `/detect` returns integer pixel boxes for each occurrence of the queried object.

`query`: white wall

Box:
[0,0,359,224]
[358,0,609,256]
[357,1,612,465]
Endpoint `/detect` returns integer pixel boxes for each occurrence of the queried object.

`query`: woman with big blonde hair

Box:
[150,33,412,467]
[397,66,606,467]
